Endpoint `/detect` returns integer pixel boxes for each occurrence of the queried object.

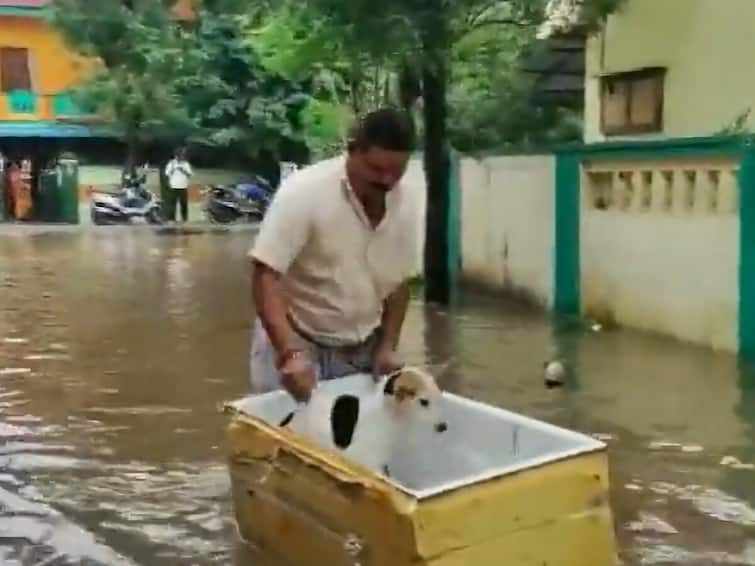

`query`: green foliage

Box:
[717,108,753,136]
[250,3,401,155]
[292,0,622,301]
[50,0,624,166]
[50,0,310,163]
[50,0,174,68]
[289,0,622,154]
[175,11,310,158]
[253,5,349,82]
[448,27,582,152]
[300,99,350,159]
[574,0,627,31]
[50,0,194,160]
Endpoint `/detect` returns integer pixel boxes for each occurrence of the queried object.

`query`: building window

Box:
[1,47,32,92]
[600,67,665,135]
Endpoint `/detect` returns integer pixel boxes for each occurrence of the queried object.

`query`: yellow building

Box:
[0,0,103,135]
[584,0,755,143]
[0,0,118,223]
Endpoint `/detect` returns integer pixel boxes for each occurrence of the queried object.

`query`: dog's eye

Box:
[420,399,430,408]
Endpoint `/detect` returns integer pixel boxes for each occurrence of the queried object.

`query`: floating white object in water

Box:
[591,323,603,332]
[592,432,615,442]
[97,388,119,395]
[627,512,679,535]
[625,483,643,491]
[649,441,704,453]
[720,456,755,470]
[649,483,673,495]
[0,368,32,376]
[544,360,565,388]
[2,337,28,345]
[24,353,71,361]
[649,440,682,450]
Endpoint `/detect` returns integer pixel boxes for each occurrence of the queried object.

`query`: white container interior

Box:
[230,374,606,500]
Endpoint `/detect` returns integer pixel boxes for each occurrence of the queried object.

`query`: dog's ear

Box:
[384,372,400,396]
[331,395,360,449]
[385,371,419,401]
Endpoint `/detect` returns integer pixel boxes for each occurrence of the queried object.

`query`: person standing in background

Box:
[7,160,32,221]
[165,148,193,223]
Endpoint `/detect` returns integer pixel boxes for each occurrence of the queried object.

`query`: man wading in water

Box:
[249,108,422,402]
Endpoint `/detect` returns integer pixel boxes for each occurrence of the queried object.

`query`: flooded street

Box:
[0,228,753,565]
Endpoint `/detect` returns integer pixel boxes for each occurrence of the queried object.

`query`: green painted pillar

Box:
[554,153,581,317]
[739,143,755,359]
[58,157,79,224]
[37,169,58,222]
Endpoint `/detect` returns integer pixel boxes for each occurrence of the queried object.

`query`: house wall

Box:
[0,14,92,121]
[460,155,555,307]
[458,142,747,355]
[584,0,755,142]
[579,158,740,352]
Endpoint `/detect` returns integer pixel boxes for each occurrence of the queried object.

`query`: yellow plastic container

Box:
[225,375,618,566]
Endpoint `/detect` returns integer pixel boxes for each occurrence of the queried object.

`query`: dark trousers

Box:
[167,188,188,222]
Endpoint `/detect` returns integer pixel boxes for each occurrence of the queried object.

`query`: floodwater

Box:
[0,227,753,566]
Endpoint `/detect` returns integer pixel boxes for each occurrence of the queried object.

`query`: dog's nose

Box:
[435,422,448,433]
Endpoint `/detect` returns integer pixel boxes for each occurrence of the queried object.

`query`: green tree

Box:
[251,3,399,157]
[299,0,623,303]
[175,9,311,163]
[51,0,194,166]
[50,0,311,170]
[448,26,582,153]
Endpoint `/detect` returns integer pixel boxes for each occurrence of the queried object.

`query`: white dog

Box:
[279,367,448,476]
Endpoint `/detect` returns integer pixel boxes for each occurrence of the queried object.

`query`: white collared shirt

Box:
[249,155,422,345]
[166,159,192,189]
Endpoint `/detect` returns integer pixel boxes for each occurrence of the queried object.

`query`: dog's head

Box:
[383,367,447,433]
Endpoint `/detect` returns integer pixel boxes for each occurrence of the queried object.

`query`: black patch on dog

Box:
[384,373,400,396]
[279,412,294,427]
[330,395,360,449]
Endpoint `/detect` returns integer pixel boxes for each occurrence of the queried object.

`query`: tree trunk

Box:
[398,59,421,112]
[421,48,451,305]
[349,71,362,117]
[124,126,139,174]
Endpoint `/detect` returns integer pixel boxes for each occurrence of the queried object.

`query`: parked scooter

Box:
[90,164,164,225]
[203,175,274,224]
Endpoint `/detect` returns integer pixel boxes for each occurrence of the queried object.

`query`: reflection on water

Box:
[0,229,754,565]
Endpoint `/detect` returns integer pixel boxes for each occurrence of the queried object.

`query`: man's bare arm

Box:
[252,260,296,359]
[378,280,411,352]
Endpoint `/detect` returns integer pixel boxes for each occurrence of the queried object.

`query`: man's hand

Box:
[371,345,403,381]
[279,352,316,403]
[373,281,410,382]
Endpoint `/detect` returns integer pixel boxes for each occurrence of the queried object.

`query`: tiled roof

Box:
[520,33,586,107]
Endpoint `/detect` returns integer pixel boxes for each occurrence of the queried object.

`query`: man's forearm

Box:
[252,260,296,358]
[379,280,411,351]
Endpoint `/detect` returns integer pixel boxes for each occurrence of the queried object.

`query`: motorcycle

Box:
[203,175,274,224]
[90,164,164,225]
